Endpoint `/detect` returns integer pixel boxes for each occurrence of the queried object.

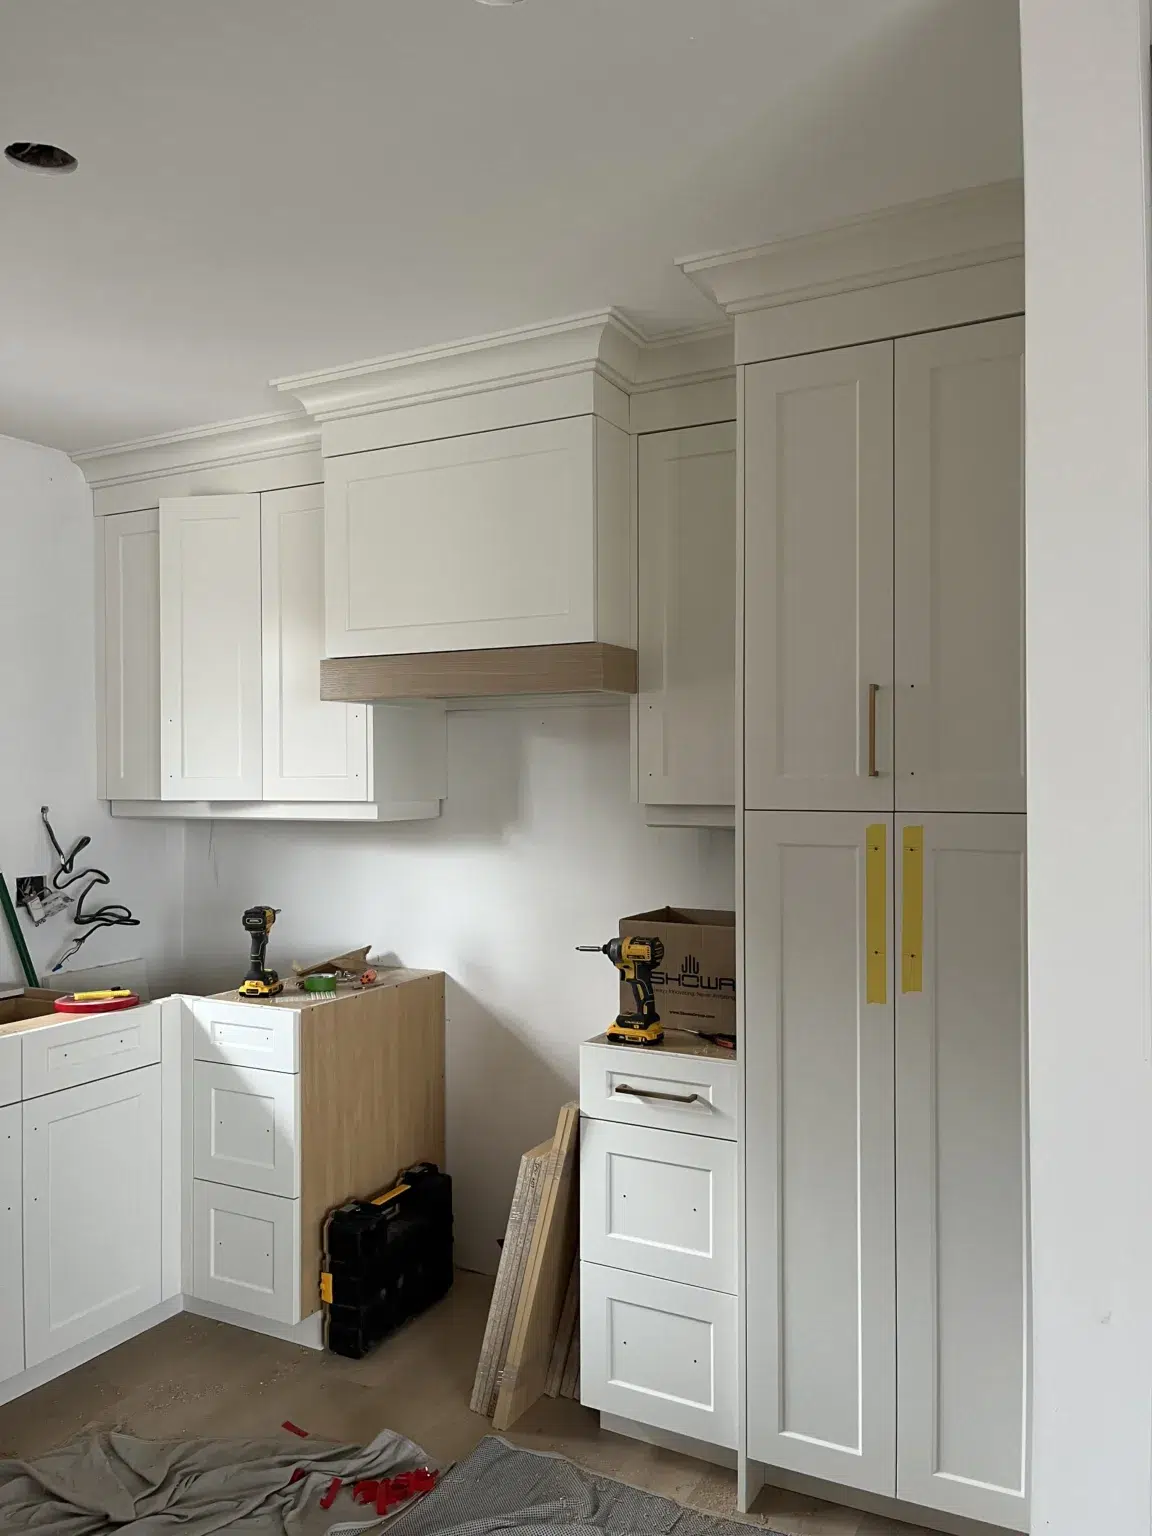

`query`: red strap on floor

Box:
[319,1476,343,1510]
[282,1421,310,1438]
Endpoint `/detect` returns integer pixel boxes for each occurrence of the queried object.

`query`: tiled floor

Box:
[0,1272,930,1536]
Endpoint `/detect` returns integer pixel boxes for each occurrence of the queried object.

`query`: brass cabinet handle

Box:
[867,683,880,777]
[613,1084,701,1105]
[902,826,924,993]
[865,824,887,1005]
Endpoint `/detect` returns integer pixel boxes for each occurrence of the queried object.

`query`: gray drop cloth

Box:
[0,1426,432,1536]
[383,1437,765,1536]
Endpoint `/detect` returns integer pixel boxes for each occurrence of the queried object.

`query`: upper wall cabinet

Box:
[98,491,444,819]
[323,417,631,658]
[99,508,161,800]
[745,343,895,814]
[637,423,737,813]
[894,317,1025,813]
[744,319,1024,815]
[160,495,263,800]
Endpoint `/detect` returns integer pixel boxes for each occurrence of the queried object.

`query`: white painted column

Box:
[1020,3,1152,1532]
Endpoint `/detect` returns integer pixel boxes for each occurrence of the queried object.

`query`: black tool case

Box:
[320,1163,453,1359]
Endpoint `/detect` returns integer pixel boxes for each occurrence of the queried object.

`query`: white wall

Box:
[1020,3,1152,1531]
[0,435,184,992]
[181,703,734,1272]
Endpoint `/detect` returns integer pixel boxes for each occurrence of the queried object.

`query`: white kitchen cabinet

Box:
[192,1179,300,1325]
[323,416,630,658]
[581,1119,736,1293]
[743,811,896,1494]
[261,485,369,801]
[193,1060,299,1199]
[98,490,443,819]
[99,508,161,799]
[581,1262,737,1449]
[159,494,263,800]
[0,1105,22,1383]
[637,423,736,810]
[894,814,1029,1530]
[894,319,1026,812]
[744,344,894,813]
[22,1066,162,1367]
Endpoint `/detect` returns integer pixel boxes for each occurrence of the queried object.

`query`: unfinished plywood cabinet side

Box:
[298,972,446,1308]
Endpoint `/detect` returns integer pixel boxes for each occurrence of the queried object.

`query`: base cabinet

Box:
[581,1262,737,1449]
[0,1105,22,1382]
[22,1066,162,1368]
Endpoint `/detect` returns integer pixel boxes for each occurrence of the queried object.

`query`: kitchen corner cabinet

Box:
[98,490,444,818]
[637,422,737,816]
[744,317,1024,815]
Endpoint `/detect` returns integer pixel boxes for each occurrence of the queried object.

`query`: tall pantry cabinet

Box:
[741,318,1027,1529]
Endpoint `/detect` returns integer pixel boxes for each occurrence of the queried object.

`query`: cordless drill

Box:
[239,906,283,998]
[577,936,665,1046]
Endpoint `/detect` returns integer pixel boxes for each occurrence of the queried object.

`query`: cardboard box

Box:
[619,907,736,1031]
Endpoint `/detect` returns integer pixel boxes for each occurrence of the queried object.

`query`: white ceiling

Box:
[0,0,1021,454]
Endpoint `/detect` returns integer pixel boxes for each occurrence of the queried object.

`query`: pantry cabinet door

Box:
[261,486,368,801]
[744,812,896,1493]
[100,509,161,800]
[0,1106,21,1383]
[744,344,894,812]
[159,495,262,800]
[895,814,1028,1530]
[637,423,737,807]
[894,318,1025,812]
[23,1067,162,1367]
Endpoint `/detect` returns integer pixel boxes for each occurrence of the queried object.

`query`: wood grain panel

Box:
[320,643,637,701]
[298,972,445,1306]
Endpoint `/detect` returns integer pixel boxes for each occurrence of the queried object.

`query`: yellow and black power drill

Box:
[577,936,665,1046]
[239,906,283,998]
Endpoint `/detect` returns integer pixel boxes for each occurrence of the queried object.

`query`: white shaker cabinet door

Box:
[22,1067,162,1367]
[895,814,1029,1530]
[261,486,368,801]
[744,811,896,1494]
[159,494,262,800]
[637,422,737,807]
[0,1105,22,1383]
[99,508,162,800]
[744,344,894,812]
[894,318,1025,812]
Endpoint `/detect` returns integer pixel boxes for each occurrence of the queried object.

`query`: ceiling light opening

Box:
[5,142,78,174]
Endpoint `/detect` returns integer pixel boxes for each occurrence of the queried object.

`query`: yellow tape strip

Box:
[865,824,887,1005]
[902,826,924,994]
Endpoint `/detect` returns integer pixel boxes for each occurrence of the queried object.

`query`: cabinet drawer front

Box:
[192,1180,300,1324]
[581,1121,736,1293]
[580,1262,736,1449]
[580,1043,736,1139]
[0,1104,22,1383]
[21,1003,161,1099]
[0,1036,20,1108]
[191,999,299,1073]
[23,1068,162,1367]
[193,1062,300,1198]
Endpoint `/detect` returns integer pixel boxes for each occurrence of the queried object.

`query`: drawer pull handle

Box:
[614,1084,700,1105]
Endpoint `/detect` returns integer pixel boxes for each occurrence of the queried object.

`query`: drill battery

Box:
[320,1163,453,1359]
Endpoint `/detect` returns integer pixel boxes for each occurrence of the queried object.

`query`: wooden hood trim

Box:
[321,643,637,702]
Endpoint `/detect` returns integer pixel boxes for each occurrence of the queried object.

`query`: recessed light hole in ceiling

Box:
[4,142,78,174]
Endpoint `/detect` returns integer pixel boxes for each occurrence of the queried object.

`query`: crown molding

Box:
[627,323,734,393]
[72,410,320,488]
[274,309,648,422]
[73,411,317,488]
[678,179,1024,314]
